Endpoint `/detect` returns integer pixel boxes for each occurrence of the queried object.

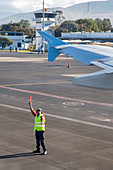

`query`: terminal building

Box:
[61,32,113,41]
[33,9,56,50]
[0,31,25,50]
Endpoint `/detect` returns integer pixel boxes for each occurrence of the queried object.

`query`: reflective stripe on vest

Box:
[34,114,45,131]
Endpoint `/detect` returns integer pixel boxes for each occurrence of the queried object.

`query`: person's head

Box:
[36,108,42,115]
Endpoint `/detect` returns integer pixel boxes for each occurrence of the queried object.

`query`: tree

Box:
[102,18,112,31]
[19,19,31,28]
[0,37,13,49]
[55,10,65,25]
[56,18,113,34]
[60,21,79,32]
[54,26,68,37]
[95,18,104,31]
[0,20,35,37]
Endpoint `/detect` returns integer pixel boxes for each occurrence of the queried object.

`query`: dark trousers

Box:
[35,131,47,152]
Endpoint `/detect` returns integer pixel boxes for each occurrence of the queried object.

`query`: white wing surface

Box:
[39,31,113,89]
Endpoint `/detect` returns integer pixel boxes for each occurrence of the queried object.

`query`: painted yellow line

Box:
[0,81,71,87]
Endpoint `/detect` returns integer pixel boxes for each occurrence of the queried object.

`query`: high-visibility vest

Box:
[34,114,45,131]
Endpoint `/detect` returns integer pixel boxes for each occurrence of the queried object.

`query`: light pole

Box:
[43,0,44,31]
[87,2,89,19]
[42,0,44,52]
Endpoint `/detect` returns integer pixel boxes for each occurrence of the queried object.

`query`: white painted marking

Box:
[75,108,80,111]
[39,102,44,103]
[88,111,94,113]
[61,74,88,77]
[81,103,85,105]
[62,106,68,108]
[100,113,108,116]
[87,116,113,123]
[1,94,8,96]
[63,102,85,107]
[0,103,113,130]
[32,62,44,63]
[50,104,55,106]
[0,57,44,62]
[19,98,24,100]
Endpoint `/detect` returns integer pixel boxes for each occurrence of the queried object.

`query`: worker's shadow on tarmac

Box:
[0,152,44,159]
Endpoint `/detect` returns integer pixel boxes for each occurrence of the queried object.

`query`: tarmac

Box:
[1,51,113,170]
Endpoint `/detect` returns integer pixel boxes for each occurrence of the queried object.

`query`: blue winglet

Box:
[39,31,67,61]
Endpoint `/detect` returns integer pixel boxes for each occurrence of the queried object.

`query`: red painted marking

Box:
[1,86,113,107]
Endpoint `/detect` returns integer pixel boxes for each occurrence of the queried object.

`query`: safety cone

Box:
[68,62,71,68]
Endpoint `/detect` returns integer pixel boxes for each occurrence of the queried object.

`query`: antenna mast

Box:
[88,2,90,19]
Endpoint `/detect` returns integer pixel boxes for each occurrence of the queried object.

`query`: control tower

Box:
[34,9,56,50]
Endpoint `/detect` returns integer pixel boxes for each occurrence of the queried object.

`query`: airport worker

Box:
[10,46,12,52]
[41,47,44,53]
[38,47,40,54]
[15,47,18,52]
[29,97,47,155]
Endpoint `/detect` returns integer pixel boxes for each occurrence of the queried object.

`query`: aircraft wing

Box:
[55,44,113,65]
[39,31,113,89]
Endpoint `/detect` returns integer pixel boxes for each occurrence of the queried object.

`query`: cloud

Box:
[11,0,38,12]
[52,0,108,7]
[0,0,109,14]
[11,0,43,11]
[12,0,28,9]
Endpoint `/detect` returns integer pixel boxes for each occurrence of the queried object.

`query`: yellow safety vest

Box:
[34,114,45,131]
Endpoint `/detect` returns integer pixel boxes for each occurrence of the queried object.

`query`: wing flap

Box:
[91,61,113,73]
[57,46,110,65]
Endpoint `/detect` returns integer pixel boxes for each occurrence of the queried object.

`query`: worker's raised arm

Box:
[29,96,37,117]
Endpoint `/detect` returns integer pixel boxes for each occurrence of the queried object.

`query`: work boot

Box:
[33,149,40,153]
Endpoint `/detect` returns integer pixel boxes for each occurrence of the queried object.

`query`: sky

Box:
[0,0,108,14]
